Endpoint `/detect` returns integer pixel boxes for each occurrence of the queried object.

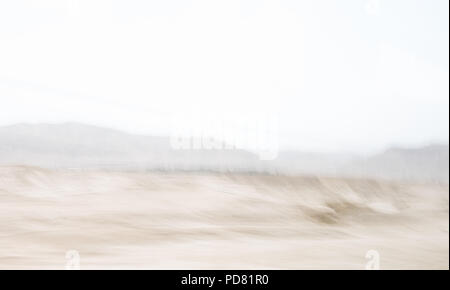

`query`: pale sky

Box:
[0,0,448,153]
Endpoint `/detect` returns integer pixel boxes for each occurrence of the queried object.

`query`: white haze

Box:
[0,0,449,153]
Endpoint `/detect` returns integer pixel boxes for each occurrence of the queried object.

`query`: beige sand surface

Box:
[0,166,448,269]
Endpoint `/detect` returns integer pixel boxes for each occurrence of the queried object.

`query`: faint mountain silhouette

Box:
[0,123,448,183]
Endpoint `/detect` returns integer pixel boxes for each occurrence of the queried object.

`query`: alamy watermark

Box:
[170,111,279,160]
[65,250,81,270]
[365,249,380,270]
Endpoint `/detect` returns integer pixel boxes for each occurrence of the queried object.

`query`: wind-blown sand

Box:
[0,166,448,269]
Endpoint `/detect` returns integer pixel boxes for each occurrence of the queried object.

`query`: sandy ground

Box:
[0,166,448,269]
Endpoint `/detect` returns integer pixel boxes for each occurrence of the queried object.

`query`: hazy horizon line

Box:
[1,121,448,157]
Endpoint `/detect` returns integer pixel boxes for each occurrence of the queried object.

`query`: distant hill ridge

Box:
[0,123,448,183]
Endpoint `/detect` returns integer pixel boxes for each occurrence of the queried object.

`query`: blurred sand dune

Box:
[0,166,448,269]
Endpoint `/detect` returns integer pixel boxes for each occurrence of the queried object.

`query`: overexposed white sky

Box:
[0,0,448,153]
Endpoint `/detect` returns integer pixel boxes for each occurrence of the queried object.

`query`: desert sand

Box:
[0,166,448,269]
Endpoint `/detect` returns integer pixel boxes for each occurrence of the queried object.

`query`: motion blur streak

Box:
[0,166,447,269]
